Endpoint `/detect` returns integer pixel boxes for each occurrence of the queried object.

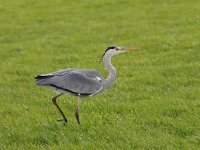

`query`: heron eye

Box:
[116,48,119,51]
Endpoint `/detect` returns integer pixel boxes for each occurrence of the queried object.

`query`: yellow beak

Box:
[127,47,138,51]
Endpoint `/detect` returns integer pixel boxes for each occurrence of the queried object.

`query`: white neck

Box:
[101,51,116,92]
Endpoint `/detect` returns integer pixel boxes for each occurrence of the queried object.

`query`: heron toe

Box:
[57,118,67,123]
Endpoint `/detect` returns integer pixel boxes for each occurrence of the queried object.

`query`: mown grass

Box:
[0,0,200,149]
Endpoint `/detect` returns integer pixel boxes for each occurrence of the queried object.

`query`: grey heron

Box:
[35,46,137,124]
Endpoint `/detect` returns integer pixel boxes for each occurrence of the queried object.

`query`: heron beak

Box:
[120,47,138,52]
[127,47,138,51]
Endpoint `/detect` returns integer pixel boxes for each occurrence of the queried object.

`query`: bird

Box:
[35,45,137,124]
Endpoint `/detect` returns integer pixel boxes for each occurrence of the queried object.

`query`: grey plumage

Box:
[36,69,104,96]
[35,45,137,124]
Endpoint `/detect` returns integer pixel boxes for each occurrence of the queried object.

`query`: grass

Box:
[0,0,200,149]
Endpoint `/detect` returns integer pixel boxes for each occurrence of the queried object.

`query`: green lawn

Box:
[0,0,200,149]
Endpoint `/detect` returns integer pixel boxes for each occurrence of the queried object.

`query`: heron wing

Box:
[36,69,103,95]
[76,69,104,82]
[35,69,73,79]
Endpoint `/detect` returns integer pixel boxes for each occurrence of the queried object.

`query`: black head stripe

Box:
[98,46,117,64]
[104,45,117,56]
[106,46,117,51]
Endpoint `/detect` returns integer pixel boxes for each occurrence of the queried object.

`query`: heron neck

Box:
[102,53,116,92]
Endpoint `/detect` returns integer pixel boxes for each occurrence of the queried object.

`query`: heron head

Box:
[98,45,137,64]
[108,45,137,54]
[103,45,137,57]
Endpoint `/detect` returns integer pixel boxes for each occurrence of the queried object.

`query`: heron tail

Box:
[35,74,53,86]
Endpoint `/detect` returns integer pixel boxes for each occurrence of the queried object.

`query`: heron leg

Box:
[75,96,82,125]
[52,93,67,123]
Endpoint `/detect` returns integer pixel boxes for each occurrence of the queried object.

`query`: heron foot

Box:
[57,118,67,123]
[75,112,81,125]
